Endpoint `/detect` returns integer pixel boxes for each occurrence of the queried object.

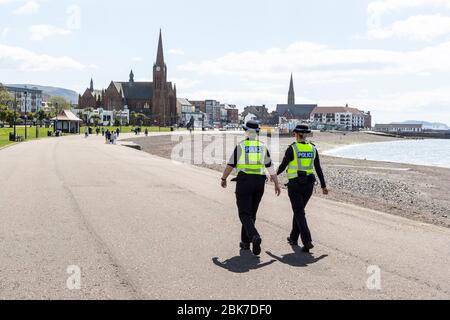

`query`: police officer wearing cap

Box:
[221,120,281,256]
[276,124,329,253]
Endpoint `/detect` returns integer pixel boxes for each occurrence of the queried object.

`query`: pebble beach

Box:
[126,131,450,228]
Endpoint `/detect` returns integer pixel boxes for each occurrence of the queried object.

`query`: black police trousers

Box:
[287,177,315,246]
[235,174,266,244]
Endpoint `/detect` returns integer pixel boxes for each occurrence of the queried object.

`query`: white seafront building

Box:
[72,107,130,126]
[310,106,371,130]
[4,85,43,113]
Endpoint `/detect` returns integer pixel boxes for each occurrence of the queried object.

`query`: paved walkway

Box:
[0,134,449,299]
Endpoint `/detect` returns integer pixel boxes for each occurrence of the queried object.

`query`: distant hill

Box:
[7,84,79,104]
[396,121,449,131]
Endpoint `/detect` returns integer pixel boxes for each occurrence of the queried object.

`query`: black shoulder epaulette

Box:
[310,142,316,146]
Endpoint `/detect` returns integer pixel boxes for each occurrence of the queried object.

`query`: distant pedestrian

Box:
[145,128,149,137]
[116,128,120,138]
[105,130,110,144]
[96,127,100,136]
[102,128,105,136]
[112,132,117,145]
[84,127,89,138]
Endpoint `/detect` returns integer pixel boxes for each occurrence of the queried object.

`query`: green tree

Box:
[0,105,8,123]
[36,109,47,127]
[91,114,101,126]
[0,84,13,109]
[5,109,19,127]
[48,96,71,114]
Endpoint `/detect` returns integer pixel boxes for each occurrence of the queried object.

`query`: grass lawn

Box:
[0,125,181,149]
[81,126,178,134]
[0,126,52,148]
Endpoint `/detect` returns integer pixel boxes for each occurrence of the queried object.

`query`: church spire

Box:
[156,29,165,66]
[288,73,295,105]
[129,69,134,82]
[90,78,94,92]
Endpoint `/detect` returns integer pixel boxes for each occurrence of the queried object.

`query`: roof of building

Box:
[277,104,317,117]
[177,98,192,106]
[113,82,153,100]
[5,86,43,94]
[312,106,365,116]
[51,110,82,122]
[92,90,102,100]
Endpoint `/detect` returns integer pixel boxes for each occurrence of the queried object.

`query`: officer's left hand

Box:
[221,179,227,189]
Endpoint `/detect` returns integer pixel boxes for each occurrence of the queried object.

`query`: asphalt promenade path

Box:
[1,133,449,299]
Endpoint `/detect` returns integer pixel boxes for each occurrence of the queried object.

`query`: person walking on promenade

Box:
[221,120,281,256]
[276,124,329,253]
[116,128,120,138]
[112,132,117,145]
[102,127,105,137]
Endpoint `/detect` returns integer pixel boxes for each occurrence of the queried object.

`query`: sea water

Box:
[324,139,450,169]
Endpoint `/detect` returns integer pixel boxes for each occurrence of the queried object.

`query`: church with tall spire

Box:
[276,73,318,121]
[78,30,177,126]
[288,73,295,105]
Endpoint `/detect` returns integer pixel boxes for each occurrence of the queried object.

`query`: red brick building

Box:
[226,105,239,124]
[78,78,102,109]
[78,30,177,126]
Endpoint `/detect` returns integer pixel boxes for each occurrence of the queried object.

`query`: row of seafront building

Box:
[4,83,444,135]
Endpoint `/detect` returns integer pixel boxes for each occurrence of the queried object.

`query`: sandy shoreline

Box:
[125,131,450,228]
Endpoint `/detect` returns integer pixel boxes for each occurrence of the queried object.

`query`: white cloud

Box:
[30,24,71,41]
[171,78,200,90]
[366,0,450,41]
[0,43,87,72]
[368,0,450,20]
[168,49,185,56]
[368,14,450,41]
[0,0,19,5]
[177,41,450,122]
[178,41,450,84]
[13,0,40,15]
[1,27,10,38]
[331,87,450,123]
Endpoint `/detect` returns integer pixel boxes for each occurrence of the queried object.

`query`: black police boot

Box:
[252,236,262,256]
[240,242,250,250]
[287,237,298,246]
[302,243,314,253]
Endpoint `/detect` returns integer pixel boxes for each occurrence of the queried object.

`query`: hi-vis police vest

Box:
[287,143,316,180]
[236,140,266,175]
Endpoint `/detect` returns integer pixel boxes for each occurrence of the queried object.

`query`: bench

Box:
[9,133,24,142]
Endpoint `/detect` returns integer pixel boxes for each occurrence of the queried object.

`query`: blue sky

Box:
[1,0,450,124]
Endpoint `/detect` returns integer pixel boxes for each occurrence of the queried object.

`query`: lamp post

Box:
[24,91,28,140]
[55,102,58,135]
[36,97,39,139]
[13,91,17,139]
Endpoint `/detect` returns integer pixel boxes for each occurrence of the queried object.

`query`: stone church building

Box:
[78,30,177,126]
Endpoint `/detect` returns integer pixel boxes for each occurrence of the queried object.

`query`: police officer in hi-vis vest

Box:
[221,120,281,256]
[276,124,329,253]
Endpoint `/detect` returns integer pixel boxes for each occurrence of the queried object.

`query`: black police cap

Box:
[243,120,261,132]
[293,124,312,134]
